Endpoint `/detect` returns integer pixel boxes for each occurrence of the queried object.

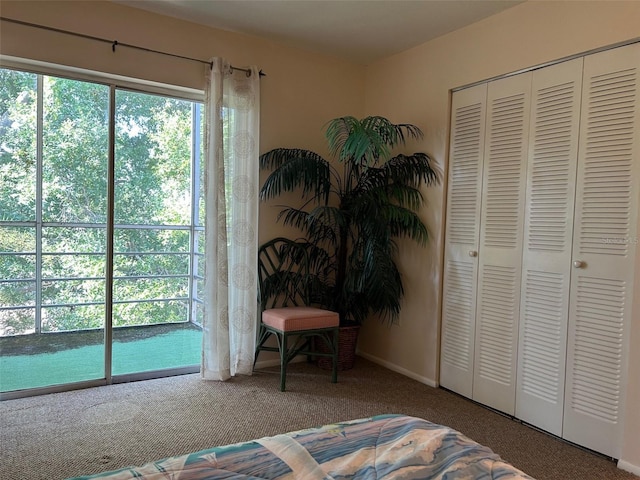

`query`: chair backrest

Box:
[258,238,313,311]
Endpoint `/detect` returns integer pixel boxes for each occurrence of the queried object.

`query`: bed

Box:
[70,414,534,479]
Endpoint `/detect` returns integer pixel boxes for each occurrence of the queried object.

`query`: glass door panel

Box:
[112,89,200,376]
[0,70,38,392]
[1,72,109,392]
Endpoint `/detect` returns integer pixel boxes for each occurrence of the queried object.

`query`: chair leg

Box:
[280,333,287,392]
[331,328,338,384]
[253,326,269,369]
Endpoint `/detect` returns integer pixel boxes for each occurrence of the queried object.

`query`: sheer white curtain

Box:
[201,58,260,380]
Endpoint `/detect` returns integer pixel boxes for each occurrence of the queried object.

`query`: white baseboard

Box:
[356,350,438,388]
[618,460,640,476]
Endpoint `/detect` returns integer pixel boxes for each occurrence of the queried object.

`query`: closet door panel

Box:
[473,74,531,415]
[563,43,640,458]
[440,84,487,398]
[516,59,583,435]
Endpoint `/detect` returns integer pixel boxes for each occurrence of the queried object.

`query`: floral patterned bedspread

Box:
[70,414,534,479]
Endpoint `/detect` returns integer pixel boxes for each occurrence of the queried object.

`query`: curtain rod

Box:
[0,16,266,77]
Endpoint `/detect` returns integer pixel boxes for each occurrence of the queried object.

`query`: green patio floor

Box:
[0,325,201,392]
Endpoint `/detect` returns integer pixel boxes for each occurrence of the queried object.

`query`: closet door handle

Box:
[573,260,585,268]
[469,250,478,257]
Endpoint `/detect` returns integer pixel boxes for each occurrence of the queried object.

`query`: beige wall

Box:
[360,0,640,469]
[0,0,366,244]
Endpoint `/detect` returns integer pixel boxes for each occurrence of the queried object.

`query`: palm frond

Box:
[326,116,424,166]
[300,242,334,277]
[260,148,319,171]
[348,193,388,240]
[342,122,387,165]
[259,149,332,202]
[383,204,429,245]
[352,166,428,216]
[384,152,439,188]
[350,192,427,245]
[276,205,344,246]
[308,208,342,246]
[325,116,358,160]
[353,172,424,213]
[353,166,387,194]
[294,241,335,307]
[361,116,423,149]
[385,184,424,211]
[331,289,369,326]
[353,152,436,205]
[344,240,403,321]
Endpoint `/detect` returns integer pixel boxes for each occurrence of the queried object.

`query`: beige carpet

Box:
[1,358,637,480]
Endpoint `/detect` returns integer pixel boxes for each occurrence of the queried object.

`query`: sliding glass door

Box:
[0,67,204,396]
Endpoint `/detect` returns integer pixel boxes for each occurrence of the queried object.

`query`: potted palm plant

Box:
[260,116,439,369]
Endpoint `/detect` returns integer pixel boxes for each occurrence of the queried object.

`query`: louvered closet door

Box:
[515,59,583,435]
[472,74,531,415]
[563,43,640,458]
[440,84,487,398]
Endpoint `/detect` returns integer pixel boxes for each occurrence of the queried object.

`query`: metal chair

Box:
[254,237,339,391]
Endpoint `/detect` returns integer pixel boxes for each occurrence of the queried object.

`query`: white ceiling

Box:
[115,0,525,64]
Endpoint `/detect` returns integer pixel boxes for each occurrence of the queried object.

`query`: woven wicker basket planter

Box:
[316,325,360,371]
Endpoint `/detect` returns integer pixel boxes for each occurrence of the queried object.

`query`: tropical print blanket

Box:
[70,414,534,479]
